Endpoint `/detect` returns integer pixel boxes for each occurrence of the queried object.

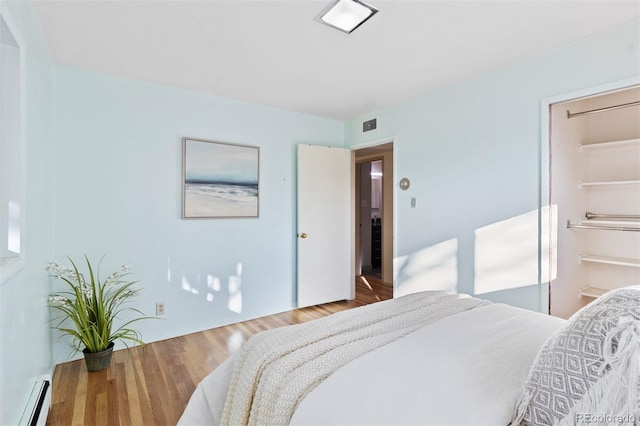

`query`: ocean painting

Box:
[182,138,259,218]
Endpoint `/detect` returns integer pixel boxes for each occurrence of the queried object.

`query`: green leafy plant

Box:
[46,256,152,354]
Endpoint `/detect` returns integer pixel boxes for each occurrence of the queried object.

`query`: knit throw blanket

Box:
[220,290,490,426]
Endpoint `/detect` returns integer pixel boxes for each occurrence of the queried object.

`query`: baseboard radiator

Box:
[19,375,51,426]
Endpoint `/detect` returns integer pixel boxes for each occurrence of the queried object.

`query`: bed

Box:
[179,286,640,426]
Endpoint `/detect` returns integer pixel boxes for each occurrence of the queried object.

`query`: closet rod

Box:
[566,220,640,232]
[567,100,640,119]
[585,212,640,220]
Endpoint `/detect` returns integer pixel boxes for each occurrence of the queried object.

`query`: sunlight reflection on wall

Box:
[540,205,557,285]
[174,259,244,314]
[181,274,200,295]
[207,275,221,302]
[474,205,557,295]
[228,262,242,314]
[394,238,458,297]
[8,200,20,253]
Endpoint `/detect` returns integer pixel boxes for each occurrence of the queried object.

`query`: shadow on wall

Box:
[169,258,244,315]
[395,206,557,298]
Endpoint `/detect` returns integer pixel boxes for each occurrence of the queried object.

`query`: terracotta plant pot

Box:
[83,342,114,372]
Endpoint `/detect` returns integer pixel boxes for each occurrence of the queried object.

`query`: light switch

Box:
[411,197,416,208]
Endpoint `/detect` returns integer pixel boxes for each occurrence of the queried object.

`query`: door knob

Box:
[298,233,308,239]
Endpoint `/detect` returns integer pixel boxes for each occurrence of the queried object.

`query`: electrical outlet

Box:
[156,302,166,316]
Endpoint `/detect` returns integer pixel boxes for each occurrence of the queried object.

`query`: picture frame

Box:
[182,137,259,218]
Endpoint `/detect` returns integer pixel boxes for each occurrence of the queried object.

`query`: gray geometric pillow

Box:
[511,286,640,426]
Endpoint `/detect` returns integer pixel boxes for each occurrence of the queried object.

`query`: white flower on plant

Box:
[80,283,93,298]
[48,295,70,306]
[114,288,140,304]
[56,267,77,282]
[45,262,77,280]
[45,261,61,272]
[105,264,131,287]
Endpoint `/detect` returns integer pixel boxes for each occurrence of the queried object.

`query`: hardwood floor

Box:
[46,276,392,426]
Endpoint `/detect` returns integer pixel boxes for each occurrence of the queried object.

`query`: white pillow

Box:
[512,286,640,426]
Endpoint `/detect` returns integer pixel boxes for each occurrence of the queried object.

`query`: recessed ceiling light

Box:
[315,0,379,34]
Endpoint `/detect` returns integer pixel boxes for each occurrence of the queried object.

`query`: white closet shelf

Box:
[579,253,640,268]
[577,286,610,299]
[578,138,640,152]
[578,180,640,189]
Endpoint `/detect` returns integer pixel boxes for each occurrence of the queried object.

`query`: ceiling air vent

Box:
[363,118,377,132]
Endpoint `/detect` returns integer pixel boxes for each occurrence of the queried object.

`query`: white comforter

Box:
[179,302,565,426]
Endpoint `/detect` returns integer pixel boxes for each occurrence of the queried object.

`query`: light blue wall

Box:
[0,1,55,424]
[345,21,640,312]
[52,66,344,362]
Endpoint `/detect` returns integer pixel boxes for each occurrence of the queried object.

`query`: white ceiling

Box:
[32,0,639,120]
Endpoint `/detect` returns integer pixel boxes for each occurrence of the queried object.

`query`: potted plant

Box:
[46,255,152,372]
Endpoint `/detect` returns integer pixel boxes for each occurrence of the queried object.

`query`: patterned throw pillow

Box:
[511,286,640,426]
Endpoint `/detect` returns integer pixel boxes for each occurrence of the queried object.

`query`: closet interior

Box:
[549,85,640,319]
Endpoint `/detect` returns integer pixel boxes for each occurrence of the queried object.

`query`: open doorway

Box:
[358,160,382,277]
[354,143,393,287]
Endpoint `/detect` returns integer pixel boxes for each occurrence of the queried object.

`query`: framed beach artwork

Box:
[182,138,259,218]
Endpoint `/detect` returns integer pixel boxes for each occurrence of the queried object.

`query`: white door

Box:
[297,144,353,308]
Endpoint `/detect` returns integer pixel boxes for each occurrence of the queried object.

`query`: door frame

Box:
[351,137,397,289]
[539,76,640,314]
